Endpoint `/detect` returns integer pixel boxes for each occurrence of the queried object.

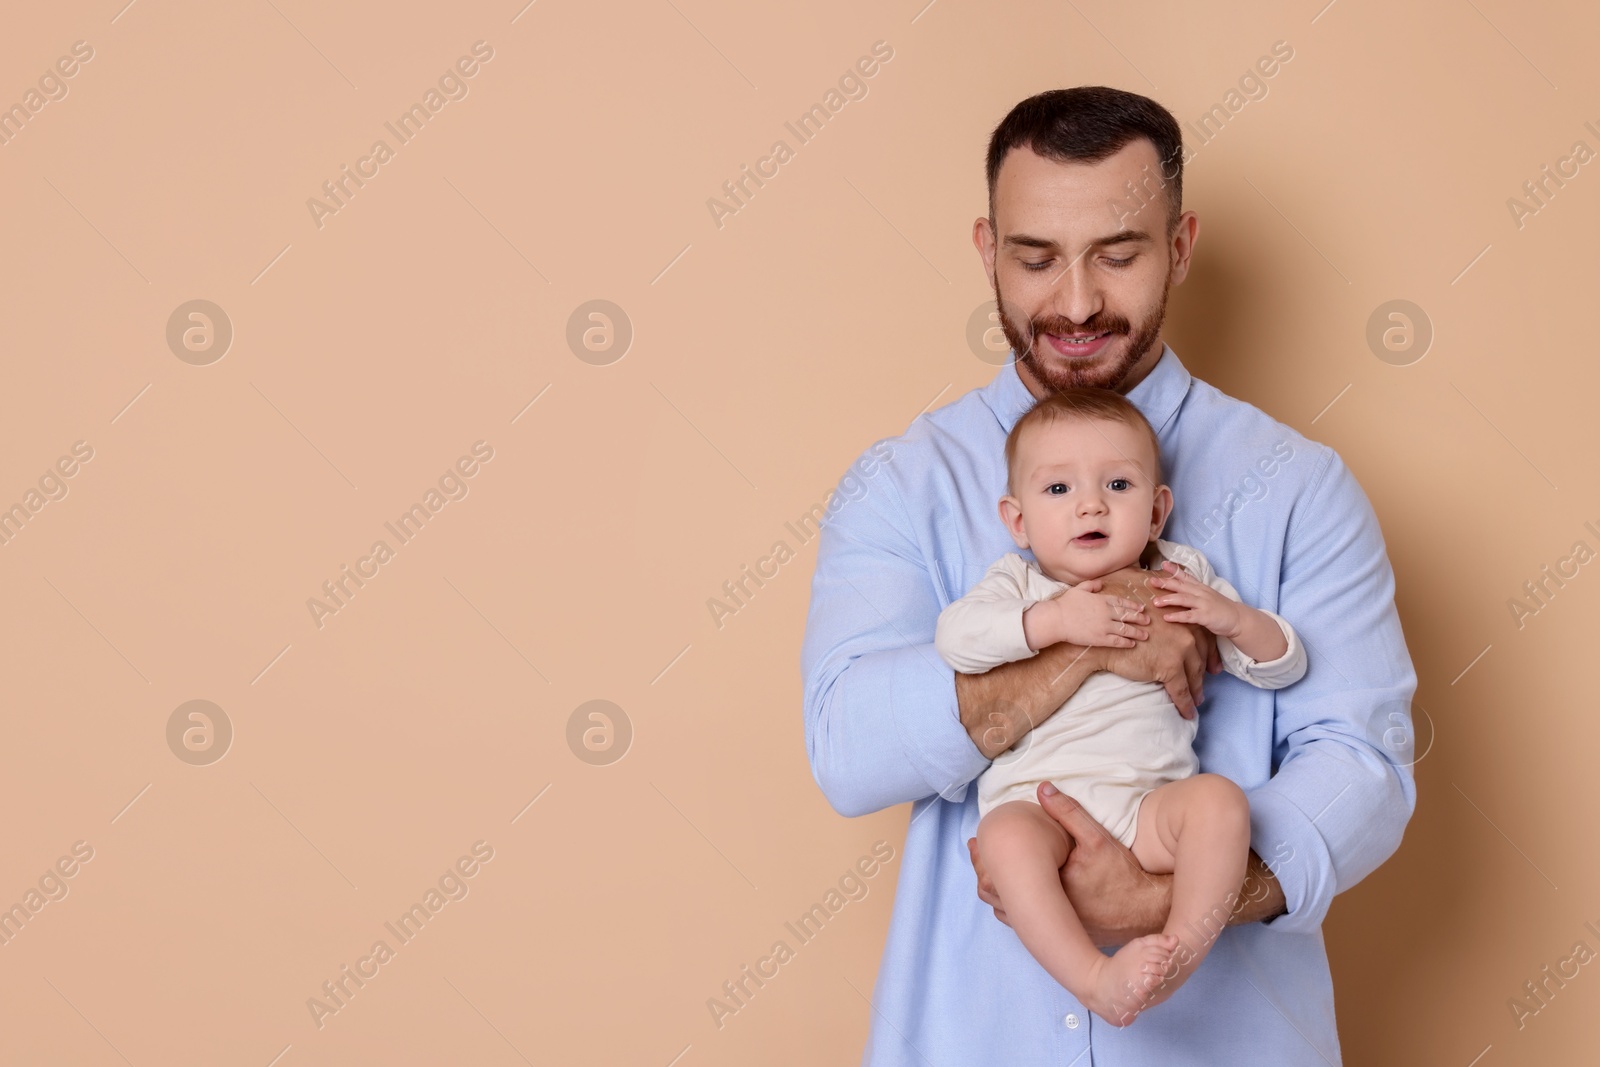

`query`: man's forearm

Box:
[1231,848,1288,924]
[1120,848,1287,943]
[956,641,1105,759]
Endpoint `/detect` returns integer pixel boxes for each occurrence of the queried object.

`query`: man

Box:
[800,87,1416,1065]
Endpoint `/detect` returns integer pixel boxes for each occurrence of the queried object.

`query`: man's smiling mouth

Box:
[1051,331,1111,346]
[1043,330,1116,358]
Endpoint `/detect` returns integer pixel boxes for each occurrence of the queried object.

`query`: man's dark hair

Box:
[985,87,1185,232]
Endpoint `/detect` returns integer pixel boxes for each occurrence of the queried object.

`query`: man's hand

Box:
[1025,581,1150,650]
[1095,565,1221,719]
[967,782,1289,943]
[968,783,1170,947]
[955,564,1222,757]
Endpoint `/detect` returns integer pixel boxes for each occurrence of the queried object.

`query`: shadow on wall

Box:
[1162,213,1249,389]
[1161,203,1460,1064]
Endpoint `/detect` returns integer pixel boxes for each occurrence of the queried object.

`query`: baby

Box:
[935,387,1307,1027]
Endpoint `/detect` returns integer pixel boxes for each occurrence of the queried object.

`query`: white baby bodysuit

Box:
[935,538,1307,848]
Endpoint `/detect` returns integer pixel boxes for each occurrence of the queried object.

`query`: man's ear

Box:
[1148,484,1174,541]
[1167,210,1199,289]
[972,215,998,289]
[998,495,1030,550]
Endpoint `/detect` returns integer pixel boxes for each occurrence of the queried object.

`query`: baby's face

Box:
[1000,416,1171,586]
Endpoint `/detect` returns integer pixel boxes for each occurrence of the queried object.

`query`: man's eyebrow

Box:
[1002,230,1153,251]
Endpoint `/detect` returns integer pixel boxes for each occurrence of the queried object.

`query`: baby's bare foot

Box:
[1080,934,1179,1027]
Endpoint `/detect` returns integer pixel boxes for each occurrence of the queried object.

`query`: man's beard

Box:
[994,278,1169,393]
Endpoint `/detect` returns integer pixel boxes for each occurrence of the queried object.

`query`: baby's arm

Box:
[1146,555,1306,689]
[1149,561,1284,658]
[934,555,1047,674]
[936,556,1152,674]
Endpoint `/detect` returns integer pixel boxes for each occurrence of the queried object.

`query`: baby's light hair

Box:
[1004,387,1164,496]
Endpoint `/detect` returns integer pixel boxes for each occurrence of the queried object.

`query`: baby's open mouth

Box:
[1073,531,1108,544]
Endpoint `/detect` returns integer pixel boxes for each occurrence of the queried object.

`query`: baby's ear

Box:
[1149,483,1174,537]
[997,495,1029,548]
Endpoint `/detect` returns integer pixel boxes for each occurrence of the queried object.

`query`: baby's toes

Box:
[1136,938,1176,968]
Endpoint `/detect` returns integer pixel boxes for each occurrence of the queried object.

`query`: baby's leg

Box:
[977,799,1177,1027]
[1128,774,1251,1010]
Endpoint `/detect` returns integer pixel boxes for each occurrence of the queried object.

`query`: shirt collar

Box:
[981,343,1192,437]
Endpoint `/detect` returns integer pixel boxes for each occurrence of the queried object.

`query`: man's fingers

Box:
[1164,672,1197,719]
[1184,639,1205,710]
[967,837,995,890]
[1037,784,1104,847]
[968,838,1006,922]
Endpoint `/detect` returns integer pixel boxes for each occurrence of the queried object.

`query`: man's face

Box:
[975,140,1195,396]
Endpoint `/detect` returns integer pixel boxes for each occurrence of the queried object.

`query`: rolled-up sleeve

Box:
[1248,449,1418,933]
[800,458,991,818]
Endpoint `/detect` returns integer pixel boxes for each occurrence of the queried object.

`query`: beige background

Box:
[0,0,1595,1063]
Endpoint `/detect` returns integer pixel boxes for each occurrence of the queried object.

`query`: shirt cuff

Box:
[1247,786,1337,933]
[889,642,990,805]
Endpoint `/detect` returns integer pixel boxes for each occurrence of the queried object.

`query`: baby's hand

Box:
[1147,561,1242,638]
[1049,580,1151,649]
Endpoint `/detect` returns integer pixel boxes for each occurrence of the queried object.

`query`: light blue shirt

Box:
[800,345,1417,1065]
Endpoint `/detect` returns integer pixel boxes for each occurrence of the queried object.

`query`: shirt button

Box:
[1064,1013,1080,1029]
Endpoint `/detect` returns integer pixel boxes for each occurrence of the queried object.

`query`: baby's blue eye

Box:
[1108,478,1131,491]
[1046,483,1068,495]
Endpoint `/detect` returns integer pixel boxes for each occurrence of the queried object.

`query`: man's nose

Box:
[1050,253,1104,325]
